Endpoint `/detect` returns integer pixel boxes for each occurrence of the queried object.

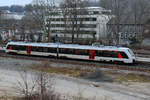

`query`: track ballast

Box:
[0,51,150,73]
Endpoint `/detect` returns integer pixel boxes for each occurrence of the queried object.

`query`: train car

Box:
[5,42,136,63]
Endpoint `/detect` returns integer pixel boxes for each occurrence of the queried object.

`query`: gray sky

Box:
[0,0,95,6]
[0,0,65,6]
[0,0,32,6]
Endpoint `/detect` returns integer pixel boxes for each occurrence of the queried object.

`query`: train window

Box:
[102,51,119,58]
[19,46,26,51]
[8,45,26,51]
[12,45,15,50]
[128,49,135,56]
[48,47,57,53]
[79,49,83,55]
[11,45,16,50]
[95,50,103,56]
[7,45,13,50]
[70,49,88,55]
[6,45,10,49]
[75,49,80,55]
[35,47,39,51]
[59,48,66,54]
[119,52,128,59]
[60,48,76,54]
[13,45,19,50]
[31,46,37,51]
[95,50,118,58]
[61,49,88,55]
[65,48,74,54]
[111,51,118,58]
[65,48,69,53]
[43,47,49,52]
[103,51,112,57]
[70,49,75,54]
[82,49,88,55]
[86,50,89,55]
[59,48,62,53]
[31,46,48,52]
[14,45,20,50]
[37,47,43,52]
[59,48,88,55]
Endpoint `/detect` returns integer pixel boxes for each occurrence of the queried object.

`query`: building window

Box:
[93,11,99,14]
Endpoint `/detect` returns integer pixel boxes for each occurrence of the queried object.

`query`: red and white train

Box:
[5,42,136,63]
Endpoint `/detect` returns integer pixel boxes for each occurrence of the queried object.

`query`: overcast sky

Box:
[0,0,67,6]
[0,0,96,6]
[0,0,32,6]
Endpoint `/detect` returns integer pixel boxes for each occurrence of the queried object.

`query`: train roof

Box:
[7,42,129,51]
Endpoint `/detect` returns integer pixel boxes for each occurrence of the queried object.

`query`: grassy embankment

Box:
[30,62,150,83]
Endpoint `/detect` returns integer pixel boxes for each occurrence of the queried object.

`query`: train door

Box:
[89,50,95,60]
[118,52,123,59]
[26,46,31,55]
[9,45,12,50]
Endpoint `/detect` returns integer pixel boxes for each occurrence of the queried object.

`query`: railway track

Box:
[0,51,150,73]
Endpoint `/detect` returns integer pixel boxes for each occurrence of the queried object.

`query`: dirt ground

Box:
[0,57,150,100]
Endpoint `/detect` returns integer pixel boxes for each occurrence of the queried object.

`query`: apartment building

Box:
[46,7,112,43]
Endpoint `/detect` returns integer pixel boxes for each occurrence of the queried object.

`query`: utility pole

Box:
[42,8,47,42]
[55,34,59,59]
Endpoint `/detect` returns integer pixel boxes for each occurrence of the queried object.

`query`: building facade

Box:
[0,10,24,20]
[107,23,144,45]
[142,19,150,46]
[0,10,24,41]
[46,7,112,44]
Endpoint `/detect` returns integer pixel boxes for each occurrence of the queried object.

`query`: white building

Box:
[0,10,24,41]
[1,10,24,20]
[46,7,112,43]
[107,21,144,45]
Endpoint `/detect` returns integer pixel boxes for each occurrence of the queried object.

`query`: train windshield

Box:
[128,49,135,57]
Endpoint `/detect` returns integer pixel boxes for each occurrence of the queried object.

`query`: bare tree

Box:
[19,18,26,41]
[36,71,55,100]
[0,18,18,41]
[100,0,131,45]
[131,0,150,43]
[131,0,150,24]
[17,14,42,42]
[143,20,150,38]
[16,68,61,100]
[16,70,37,100]
[25,0,56,42]
[60,0,88,43]
[100,0,150,45]
[0,10,2,43]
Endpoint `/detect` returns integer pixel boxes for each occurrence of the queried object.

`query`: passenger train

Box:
[5,42,136,63]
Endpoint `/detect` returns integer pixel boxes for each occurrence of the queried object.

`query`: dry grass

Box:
[0,96,13,100]
[103,70,150,83]
[114,73,150,83]
[30,62,150,83]
[30,62,91,78]
[0,92,14,100]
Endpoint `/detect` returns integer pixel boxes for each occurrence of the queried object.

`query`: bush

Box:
[15,69,62,100]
